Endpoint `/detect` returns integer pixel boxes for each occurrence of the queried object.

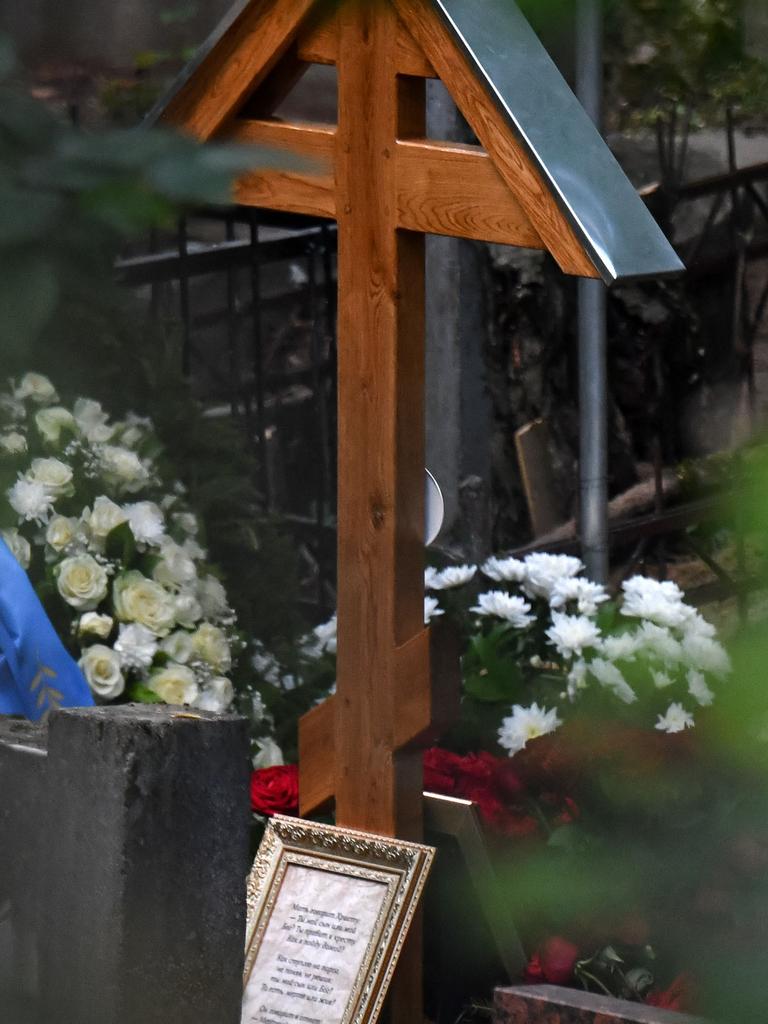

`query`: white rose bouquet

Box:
[0,372,239,713]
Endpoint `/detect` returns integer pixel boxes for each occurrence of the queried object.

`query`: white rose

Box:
[73,397,113,443]
[113,570,176,636]
[98,445,150,493]
[78,612,114,639]
[152,540,197,589]
[174,591,203,628]
[86,496,127,545]
[160,630,194,664]
[1,528,31,569]
[79,644,124,699]
[15,372,58,405]
[252,736,284,769]
[55,554,109,610]
[0,431,27,455]
[172,512,198,536]
[194,676,234,714]
[28,457,74,498]
[35,407,76,446]
[197,575,228,619]
[46,515,78,552]
[148,663,198,705]
[191,622,231,672]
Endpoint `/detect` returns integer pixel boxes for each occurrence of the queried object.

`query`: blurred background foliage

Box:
[0,34,306,673]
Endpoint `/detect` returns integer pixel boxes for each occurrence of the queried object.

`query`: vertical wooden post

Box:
[336,4,427,1018]
[335,0,427,838]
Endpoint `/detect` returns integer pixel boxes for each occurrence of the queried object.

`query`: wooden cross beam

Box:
[155,1,681,1016]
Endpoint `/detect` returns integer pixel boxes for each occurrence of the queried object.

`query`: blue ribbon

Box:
[0,538,94,719]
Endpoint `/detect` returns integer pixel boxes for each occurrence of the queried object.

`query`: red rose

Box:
[646,974,695,1012]
[525,936,580,985]
[423,747,464,794]
[250,765,299,816]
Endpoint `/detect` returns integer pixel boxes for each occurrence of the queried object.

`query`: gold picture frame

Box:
[243,815,435,1024]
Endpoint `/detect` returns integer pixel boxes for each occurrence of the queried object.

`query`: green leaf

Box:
[128,683,165,704]
[105,520,136,567]
[0,253,58,348]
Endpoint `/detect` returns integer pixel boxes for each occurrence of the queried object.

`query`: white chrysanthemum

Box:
[498,702,562,755]
[252,643,281,685]
[481,554,527,583]
[148,663,198,706]
[77,612,113,639]
[55,554,108,610]
[8,478,54,524]
[197,575,228,619]
[174,591,203,629]
[98,445,150,493]
[588,657,637,704]
[682,633,731,678]
[471,590,534,627]
[681,608,717,639]
[304,614,337,658]
[425,564,477,590]
[35,407,76,446]
[252,736,284,769]
[1,528,31,569]
[687,668,715,707]
[152,539,197,589]
[15,372,57,405]
[113,571,176,636]
[599,632,640,661]
[635,622,683,664]
[194,676,234,714]
[566,658,588,700]
[85,496,127,545]
[620,575,689,629]
[546,611,601,658]
[523,553,584,599]
[424,595,444,623]
[182,536,206,561]
[549,577,610,616]
[651,668,674,689]
[191,622,232,672]
[79,645,124,699]
[655,702,695,734]
[125,501,165,547]
[160,630,194,665]
[0,431,27,455]
[28,457,74,498]
[114,622,158,670]
[73,397,113,443]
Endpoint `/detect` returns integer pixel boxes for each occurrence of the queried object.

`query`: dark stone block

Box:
[33,705,250,1024]
[494,984,706,1024]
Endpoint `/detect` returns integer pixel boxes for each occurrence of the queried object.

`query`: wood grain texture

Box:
[297,7,436,77]
[396,138,543,247]
[227,118,335,218]
[394,0,599,278]
[160,0,316,139]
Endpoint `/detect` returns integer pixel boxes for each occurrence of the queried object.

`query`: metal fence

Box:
[117,208,338,612]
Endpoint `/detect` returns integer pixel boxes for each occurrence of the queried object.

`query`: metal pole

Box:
[576,0,609,583]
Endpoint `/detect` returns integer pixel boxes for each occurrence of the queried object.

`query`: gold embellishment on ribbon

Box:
[30,661,62,716]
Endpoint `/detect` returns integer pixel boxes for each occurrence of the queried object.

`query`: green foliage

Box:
[607,0,768,127]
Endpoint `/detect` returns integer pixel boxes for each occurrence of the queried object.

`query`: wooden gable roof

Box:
[148,0,684,285]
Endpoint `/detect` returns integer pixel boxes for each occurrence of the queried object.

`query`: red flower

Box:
[646,974,695,1012]
[423,747,464,794]
[525,936,580,985]
[250,765,299,816]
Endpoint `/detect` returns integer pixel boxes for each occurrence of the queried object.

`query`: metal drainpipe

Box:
[576,0,609,583]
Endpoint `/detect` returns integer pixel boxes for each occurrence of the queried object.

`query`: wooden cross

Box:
[156,0,680,1015]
